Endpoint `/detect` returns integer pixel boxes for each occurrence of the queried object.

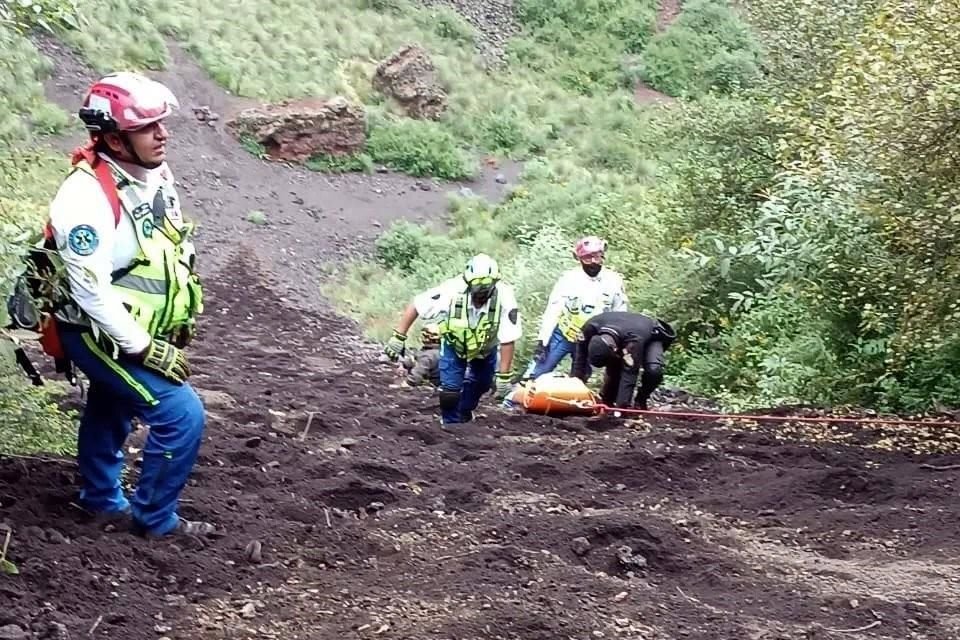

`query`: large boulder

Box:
[372,44,448,120]
[226,96,366,163]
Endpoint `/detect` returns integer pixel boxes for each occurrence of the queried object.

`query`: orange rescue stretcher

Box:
[505,372,600,417]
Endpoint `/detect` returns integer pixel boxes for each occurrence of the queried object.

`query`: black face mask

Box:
[582,263,602,277]
[470,285,494,307]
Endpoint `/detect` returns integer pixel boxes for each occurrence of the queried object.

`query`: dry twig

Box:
[823,620,882,633]
[0,452,74,465]
[676,586,701,603]
[300,411,317,440]
[920,463,960,471]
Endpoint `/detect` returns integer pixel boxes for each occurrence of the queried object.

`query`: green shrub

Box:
[366,118,477,180]
[0,373,78,456]
[0,25,72,144]
[0,12,88,456]
[639,0,763,98]
[415,5,477,46]
[374,221,431,273]
[513,0,659,95]
[60,0,169,70]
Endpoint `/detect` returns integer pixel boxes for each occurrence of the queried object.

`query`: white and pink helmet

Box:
[78,71,179,134]
[573,235,607,260]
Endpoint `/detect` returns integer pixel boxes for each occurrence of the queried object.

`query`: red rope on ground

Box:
[593,404,960,428]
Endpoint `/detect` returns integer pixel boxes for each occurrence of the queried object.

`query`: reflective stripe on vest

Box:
[72,160,204,339]
[440,287,502,360]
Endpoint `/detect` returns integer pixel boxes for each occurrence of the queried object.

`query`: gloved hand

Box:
[534,342,547,363]
[139,339,190,384]
[494,371,513,400]
[383,330,406,361]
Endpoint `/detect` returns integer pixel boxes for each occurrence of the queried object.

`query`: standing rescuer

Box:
[528,236,628,380]
[383,254,522,425]
[32,72,213,538]
[571,311,677,410]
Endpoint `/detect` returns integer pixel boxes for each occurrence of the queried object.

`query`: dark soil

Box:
[1,28,959,640]
[2,252,960,639]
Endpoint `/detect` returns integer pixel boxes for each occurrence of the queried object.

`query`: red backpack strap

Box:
[44,147,122,242]
[92,157,122,228]
[69,143,122,228]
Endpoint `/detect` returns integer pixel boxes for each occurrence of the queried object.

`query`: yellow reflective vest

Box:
[68,159,204,342]
[439,286,502,360]
[556,294,603,341]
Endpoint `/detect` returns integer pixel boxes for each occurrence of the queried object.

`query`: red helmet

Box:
[574,235,607,260]
[79,72,178,134]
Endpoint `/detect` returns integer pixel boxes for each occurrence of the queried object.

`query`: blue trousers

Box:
[529,326,591,379]
[59,327,206,536]
[438,342,497,424]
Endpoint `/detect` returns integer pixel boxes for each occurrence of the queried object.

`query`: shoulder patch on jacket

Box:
[508,308,519,324]
[67,224,99,256]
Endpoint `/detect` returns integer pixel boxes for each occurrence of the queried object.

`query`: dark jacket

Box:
[571,311,676,406]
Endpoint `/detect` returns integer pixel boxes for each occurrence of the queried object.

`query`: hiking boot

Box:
[70,502,132,532]
[96,510,133,532]
[132,516,224,540]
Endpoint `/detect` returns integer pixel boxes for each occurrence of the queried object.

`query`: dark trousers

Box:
[599,340,666,408]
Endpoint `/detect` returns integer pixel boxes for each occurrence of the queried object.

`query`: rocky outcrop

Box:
[226,97,366,163]
[416,0,518,66]
[372,45,448,120]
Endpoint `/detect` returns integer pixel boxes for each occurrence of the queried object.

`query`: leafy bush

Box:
[513,0,659,95]
[0,0,85,33]
[0,25,72,144]
[60,0,169,70]
[416,5,476,46]
[365,118,476,180]
[0,11,87,456]
[639,0,763,98]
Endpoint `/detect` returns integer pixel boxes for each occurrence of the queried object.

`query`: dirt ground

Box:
[2,22,960,640]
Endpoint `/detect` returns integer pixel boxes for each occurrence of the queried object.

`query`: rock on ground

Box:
[373,44,448,120]
[226,96,366,162]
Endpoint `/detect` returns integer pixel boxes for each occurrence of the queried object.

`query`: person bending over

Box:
[571,311,676,410]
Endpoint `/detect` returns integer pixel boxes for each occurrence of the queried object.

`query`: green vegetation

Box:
[307,116,477,180]
[636,0,763,98]
[325,0,960,414]
[1,0,957,464]
[0,5,85,456]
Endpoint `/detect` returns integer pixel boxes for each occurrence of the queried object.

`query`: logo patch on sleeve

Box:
[67,224,99,256]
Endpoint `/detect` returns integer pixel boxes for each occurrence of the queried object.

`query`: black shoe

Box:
[70,502,132,532]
